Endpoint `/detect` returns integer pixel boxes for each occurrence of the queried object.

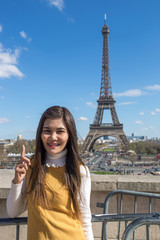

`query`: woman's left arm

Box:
[80,166,94,240]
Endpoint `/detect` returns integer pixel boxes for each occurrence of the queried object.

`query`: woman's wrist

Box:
[12,178,22,184]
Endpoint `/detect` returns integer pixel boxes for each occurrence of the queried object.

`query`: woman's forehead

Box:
[43,118,67,128]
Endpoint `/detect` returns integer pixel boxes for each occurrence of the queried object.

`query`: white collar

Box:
[45,148,67,168]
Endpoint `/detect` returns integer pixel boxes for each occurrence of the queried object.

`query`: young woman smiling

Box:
[7,106,94,240]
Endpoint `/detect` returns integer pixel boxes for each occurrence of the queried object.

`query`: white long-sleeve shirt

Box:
[7,151,94,240]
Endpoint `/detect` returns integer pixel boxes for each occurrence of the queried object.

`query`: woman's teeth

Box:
[48,143,59,147]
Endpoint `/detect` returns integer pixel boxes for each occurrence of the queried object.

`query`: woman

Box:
[7,106,94,240]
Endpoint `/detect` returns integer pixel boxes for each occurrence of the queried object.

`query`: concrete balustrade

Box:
[1,169,160,240]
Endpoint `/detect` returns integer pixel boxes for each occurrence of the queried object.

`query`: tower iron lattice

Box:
[83,14,129,152]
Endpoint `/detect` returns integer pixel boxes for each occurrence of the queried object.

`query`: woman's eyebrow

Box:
[42,126,50,129]
[42,126,66,130]
[57,127,66,130]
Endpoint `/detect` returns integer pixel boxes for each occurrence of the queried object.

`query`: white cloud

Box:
[90,92,97,96]
[142,126,154,131]
[118,101,136,106]
[20,31,27,39]
[67,16,75,23]
[149,108,160,116]
[112,84,160,99]
[0,43,20,64]
[135,120,144,125]
[114,89,143,97]
[139,112,144,115]
[0,43,23,79]
[28,129,36,133]
[78,117,89,121]
[0,65,23,78]
[1,96,4,100]
[21,129,36,133]
[27,38,32,43]
[145,84,160,91]
[0,117,9,124]
[0,25,2,32]
[150,111,156,116]
[47,0,64,11]
[20,31,32,42]
[86,101,97,108]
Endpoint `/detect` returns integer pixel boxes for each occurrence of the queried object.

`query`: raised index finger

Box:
[20,145,31,165]
[21,145,25,158]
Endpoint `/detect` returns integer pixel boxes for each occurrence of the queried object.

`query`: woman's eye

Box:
[57,130,64,134]
[43,129,50,133]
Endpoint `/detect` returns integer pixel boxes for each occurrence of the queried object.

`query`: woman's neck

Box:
[45,148,67,168]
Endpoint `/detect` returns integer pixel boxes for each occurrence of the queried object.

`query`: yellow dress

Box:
[26,165,86,240]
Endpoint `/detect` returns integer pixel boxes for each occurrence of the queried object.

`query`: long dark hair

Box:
[28,106,84,219]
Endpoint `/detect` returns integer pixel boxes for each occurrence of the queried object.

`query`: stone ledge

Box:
[91,174,160,193]
[1,170,160,199]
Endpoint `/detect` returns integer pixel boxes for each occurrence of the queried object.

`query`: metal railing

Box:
[1,213,160,240]
[121,213,160,240]
[1,190,160,240]
[0,217,27,240]
[2,213,160,240]
[96,190,160,240]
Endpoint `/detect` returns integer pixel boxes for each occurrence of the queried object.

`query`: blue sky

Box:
[0,0,160,140]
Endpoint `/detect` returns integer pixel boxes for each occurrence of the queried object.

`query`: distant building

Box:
[17,133,22,141]
[128,133,147,142]
[103,136,109,140]
[0,133,22,151]
[0,139,15,150]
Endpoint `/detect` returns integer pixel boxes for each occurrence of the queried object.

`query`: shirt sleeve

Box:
[6,179,27,218]
[80,165,94,240]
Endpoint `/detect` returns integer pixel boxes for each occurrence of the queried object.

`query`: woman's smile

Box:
[47,143,59,148]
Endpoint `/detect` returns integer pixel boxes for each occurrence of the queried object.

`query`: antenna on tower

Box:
[104,13,106,25]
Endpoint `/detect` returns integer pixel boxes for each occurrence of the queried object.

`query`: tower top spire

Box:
[102,13,109,34]
[104,13,106,25]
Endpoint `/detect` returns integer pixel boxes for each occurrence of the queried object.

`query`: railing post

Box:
[16,225,20,240]
[146,225,150,240]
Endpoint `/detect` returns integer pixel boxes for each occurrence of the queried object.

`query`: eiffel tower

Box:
[83,14,128,152]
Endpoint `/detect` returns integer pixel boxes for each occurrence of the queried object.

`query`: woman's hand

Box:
[12,145,31,184]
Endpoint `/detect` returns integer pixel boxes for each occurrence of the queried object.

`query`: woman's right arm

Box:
[6,145,30,218]
[6,179,27,218]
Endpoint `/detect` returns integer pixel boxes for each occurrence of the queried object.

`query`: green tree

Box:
[6,139,35,154]
[127,141,160,155]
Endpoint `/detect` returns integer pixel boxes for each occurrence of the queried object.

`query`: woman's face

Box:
[41,118,69,155]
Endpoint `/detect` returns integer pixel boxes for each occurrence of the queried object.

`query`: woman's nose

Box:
[50,132,57,140]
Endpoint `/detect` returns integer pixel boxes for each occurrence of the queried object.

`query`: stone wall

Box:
[91,174,160,239]
[1,170,160,239]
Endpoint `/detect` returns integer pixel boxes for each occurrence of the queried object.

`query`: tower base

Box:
[83,124,128,152]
